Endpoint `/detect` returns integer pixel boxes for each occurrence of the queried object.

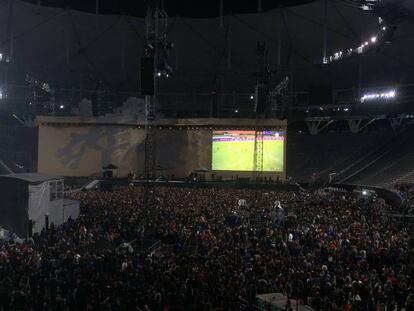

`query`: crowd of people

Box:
[0,185,413,311]
[395,184,414,215]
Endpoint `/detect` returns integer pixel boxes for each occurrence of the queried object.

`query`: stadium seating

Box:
[287,129,393,182]
[335,124,414,187]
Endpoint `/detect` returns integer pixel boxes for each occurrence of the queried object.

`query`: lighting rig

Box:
[25,74,57,114]
[141,0,173,210]
[322,0,408,64]
[360,89,396,103]
[0,52,11,100]
[323,24,396,64]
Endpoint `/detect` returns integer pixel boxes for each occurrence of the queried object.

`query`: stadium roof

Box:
[2,0,414,100]
[21,0,317,17]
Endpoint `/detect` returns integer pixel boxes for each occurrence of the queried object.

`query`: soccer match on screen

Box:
[212,130,285,171]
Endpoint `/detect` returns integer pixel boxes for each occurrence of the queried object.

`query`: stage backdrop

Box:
[37,117,287,179]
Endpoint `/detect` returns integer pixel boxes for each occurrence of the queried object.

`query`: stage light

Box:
[344,107,349,112]
[234,109,238,113]
[157,72,161,77]
[323,23,390,65]
[319,107,324,111]
[362,190,368,196]
[59,105,64,109]
[0,90,3,100]
[361,90,396,103]
[250,95,254,100]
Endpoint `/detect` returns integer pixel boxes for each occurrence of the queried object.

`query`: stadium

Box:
[0,0,413,310]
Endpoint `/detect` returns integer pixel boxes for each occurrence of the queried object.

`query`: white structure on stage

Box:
[0,173,79,237]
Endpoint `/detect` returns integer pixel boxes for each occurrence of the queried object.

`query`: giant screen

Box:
[212,130,285,171]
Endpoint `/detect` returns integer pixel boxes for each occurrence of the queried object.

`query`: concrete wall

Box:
[38,117,287,179]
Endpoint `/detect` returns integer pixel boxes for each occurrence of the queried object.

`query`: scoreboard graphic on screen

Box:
[212,130,284,172]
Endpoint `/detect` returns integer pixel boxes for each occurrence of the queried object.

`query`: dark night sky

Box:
[21,0,316,17]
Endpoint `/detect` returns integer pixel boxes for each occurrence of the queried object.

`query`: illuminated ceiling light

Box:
[371,36,377,43]
[344,108,349,112]
[250,95,254,100]
[382,26,386,31]
[157,72,161,77]
[361,90,396,103]
[59,105,64,109]
[234,109,238,113]
[364,41,369,46]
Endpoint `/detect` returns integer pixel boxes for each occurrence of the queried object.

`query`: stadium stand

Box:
[287,129,394,182]
[337,123,414,187]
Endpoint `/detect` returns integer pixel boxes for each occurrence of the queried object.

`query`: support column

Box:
[95,0,100,30]
[227,22,232,69]
[5,0,14,97]
[348,119,362,133]
[79,73,83,101]
[257,0,262,13]
[219,0,223,28]
[389,117,403,130]
[306,120,334,135]
[277,10,282,68]
[322,0,328,63]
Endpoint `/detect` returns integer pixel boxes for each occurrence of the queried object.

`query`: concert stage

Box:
[37,116,287,180]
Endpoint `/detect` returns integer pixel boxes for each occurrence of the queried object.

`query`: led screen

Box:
[212,130,284,171]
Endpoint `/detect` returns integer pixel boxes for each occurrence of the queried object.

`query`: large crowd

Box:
[0,186,413,311]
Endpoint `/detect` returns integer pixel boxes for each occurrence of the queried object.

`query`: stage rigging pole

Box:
[143,4,157,212]
[142,1,171,212]
[252,42,267,203]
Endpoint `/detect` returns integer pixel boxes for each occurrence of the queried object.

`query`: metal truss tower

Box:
[253,128,264,182]
[142,2,169,210]
[252,41,268,188]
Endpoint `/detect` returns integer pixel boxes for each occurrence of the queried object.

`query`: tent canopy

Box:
[102,163,119,170]
[0,173,62,185]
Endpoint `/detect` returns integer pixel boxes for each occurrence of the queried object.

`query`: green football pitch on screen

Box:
[212,130,285,171]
